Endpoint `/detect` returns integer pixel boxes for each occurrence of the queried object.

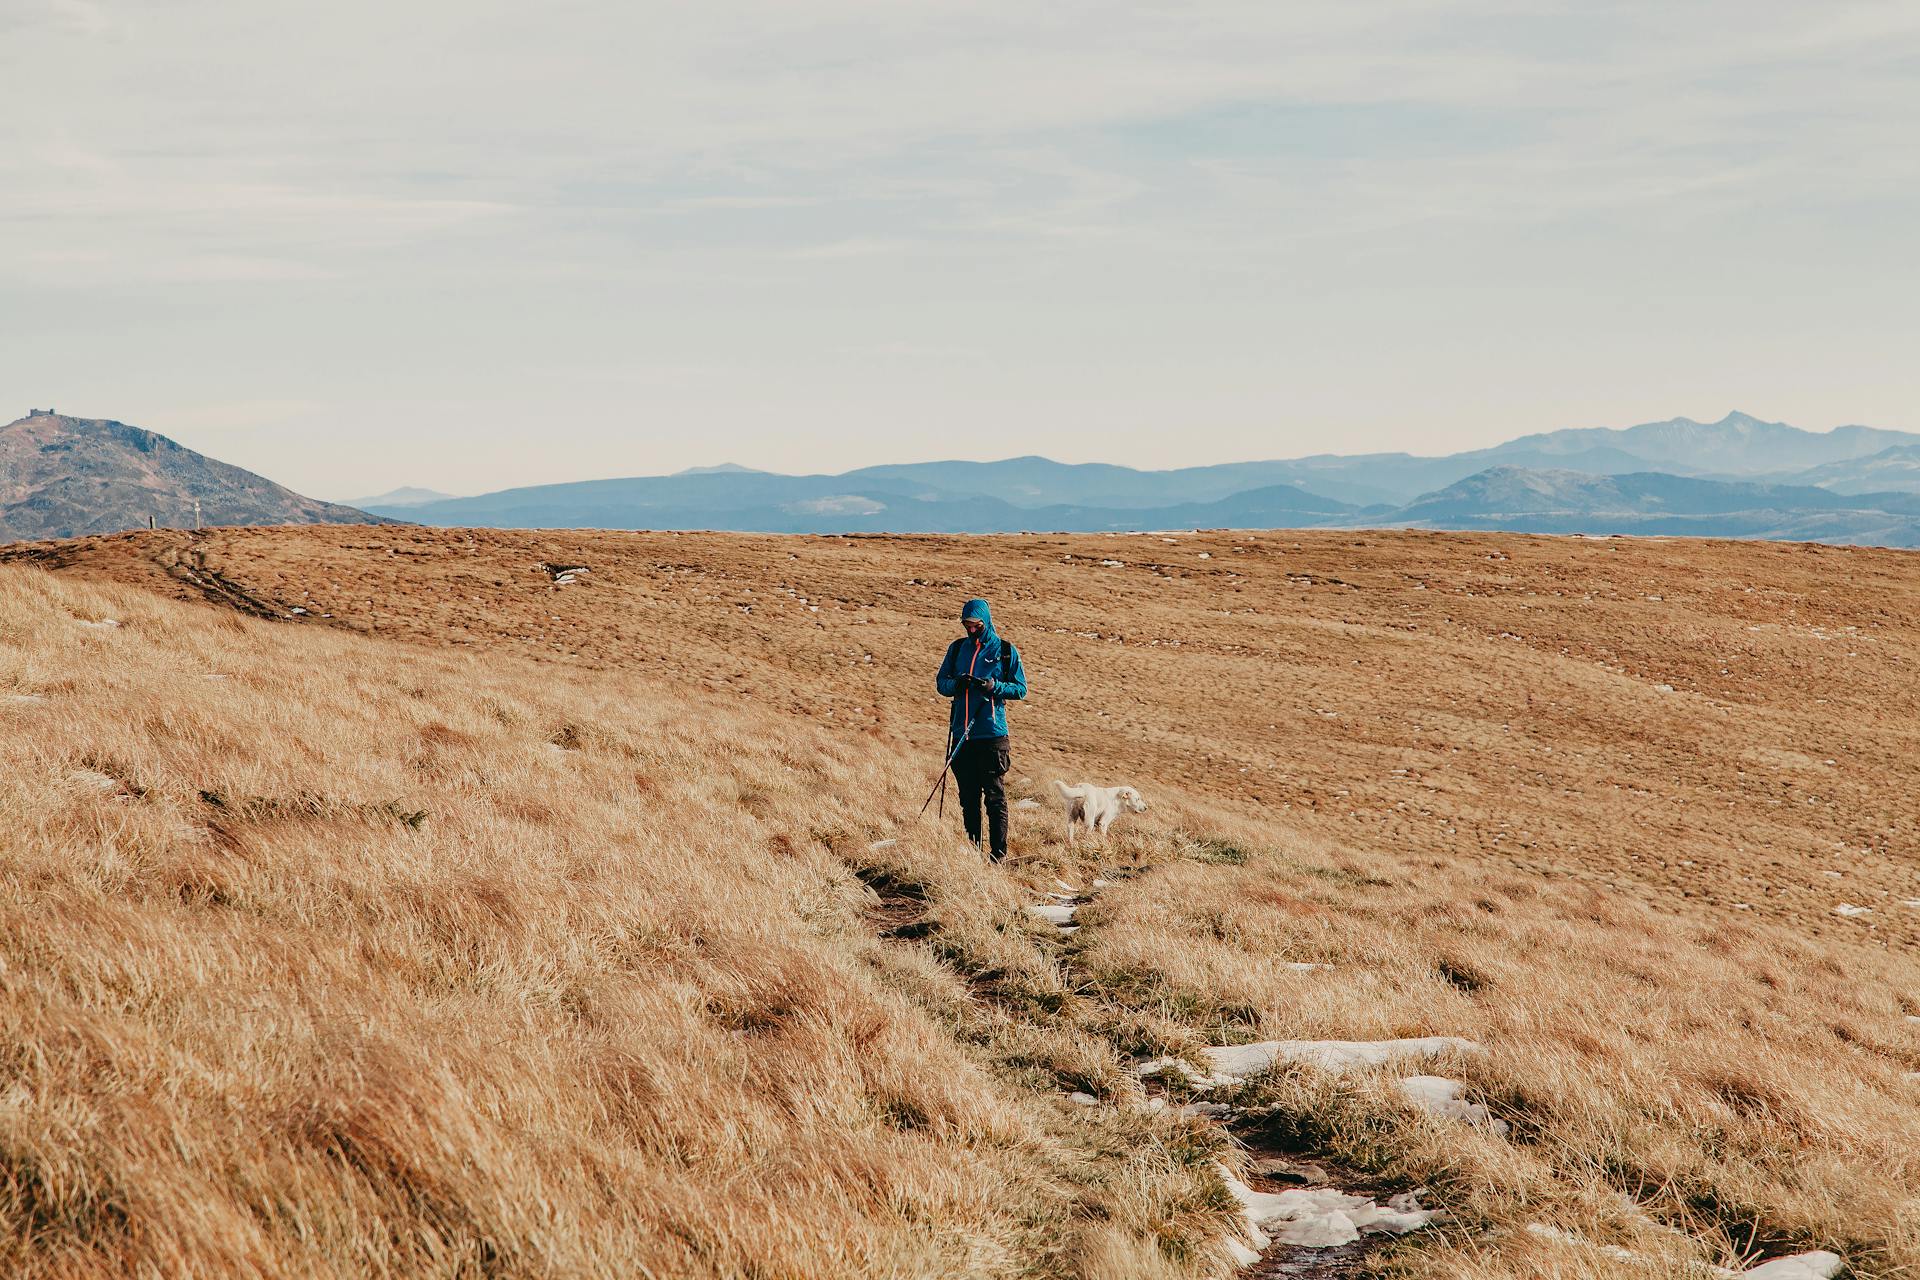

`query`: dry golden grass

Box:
[4,525,1919,1278]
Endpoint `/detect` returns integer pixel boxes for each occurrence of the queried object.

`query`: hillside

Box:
[374,472,1358,535]
[3,526,1917,1278]
[1479,411,1919,477]
[1391,467,1920,545]
[343,486,458,508]
[0,411,390,542]
[366,411,1920,532]
[1782,446,1920,496]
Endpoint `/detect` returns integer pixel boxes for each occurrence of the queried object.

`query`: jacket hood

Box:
[961,598,992,626]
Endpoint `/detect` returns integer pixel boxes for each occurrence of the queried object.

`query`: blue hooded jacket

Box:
[936,598,1027,743]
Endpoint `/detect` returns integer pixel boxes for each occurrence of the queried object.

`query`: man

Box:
[935,597,1028,862]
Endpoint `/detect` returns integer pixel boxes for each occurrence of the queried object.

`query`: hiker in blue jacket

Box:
[935,598,1028,862]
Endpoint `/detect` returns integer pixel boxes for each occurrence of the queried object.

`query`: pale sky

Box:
[4,1,1916,499]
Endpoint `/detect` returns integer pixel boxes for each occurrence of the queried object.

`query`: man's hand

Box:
[967,674,999,695]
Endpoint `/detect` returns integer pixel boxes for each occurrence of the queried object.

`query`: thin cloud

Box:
[4,0,1916,494]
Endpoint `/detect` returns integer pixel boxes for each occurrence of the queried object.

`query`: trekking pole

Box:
[919,701,978,818]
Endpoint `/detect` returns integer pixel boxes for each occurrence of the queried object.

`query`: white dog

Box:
[1050,780,1148,846]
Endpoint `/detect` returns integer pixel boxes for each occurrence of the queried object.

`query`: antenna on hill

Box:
[194,499,201,531]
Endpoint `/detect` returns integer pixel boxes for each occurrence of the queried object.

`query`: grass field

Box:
[2,525,1916,1278]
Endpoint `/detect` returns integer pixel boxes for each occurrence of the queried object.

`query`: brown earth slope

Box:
[3,525,1918,1278]
[12,524,1916,944]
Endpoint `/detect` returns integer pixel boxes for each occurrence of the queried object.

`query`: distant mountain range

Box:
[10,407,1920,548]
[344,486,457,508]
[0,411,389,542]
[365,410,1920,546]
[1387,467,1920,543]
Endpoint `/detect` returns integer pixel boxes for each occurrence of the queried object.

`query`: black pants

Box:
[951,736,1010,861]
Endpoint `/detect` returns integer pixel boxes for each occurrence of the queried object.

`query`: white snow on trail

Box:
[1832,904,1871,917]
[1140,1037,1483,1088]
[1524,1223,1637,1263]
[1728,1251,1844,1279]
[1029,903,1077,926]
[1223,1236,1262,1267]
[1217,1164,1436,1251]
[1529,1226,1844,1277]
[1144,1097,1233,1119]
[1396,1075,1509,1134]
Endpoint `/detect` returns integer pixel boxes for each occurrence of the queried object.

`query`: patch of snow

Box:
[867,838,897,851]
[1222,1235,1262,1266]
[1143,1097,1233,1119]
[1099,559,1124,567]
[1285,961,1335,972]
[1053,878,1078,894]
[1832,904,1871,917]
[1029,903,1077,926]
[1058,925,1079,936]
[1217,1164,1436,1252]
[68,770,119,791]
[1197,552,1211,559]
[1396,1075,1509,1135]
[1139,1037,1482,1088]
[1734,1253,1844,1279]
[1091,877,1110,889]
[76,618,120,629]
[1066,1091,1099,1107]
[1900,900,1920,909]
[1014,798,1040,810]
[1524,1223,1639,1263]
[1653,683,1676,693]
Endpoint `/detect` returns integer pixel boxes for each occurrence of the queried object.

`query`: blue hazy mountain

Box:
[1385,467,1920,545]
[368,410,1920,545]
[1770,445,1920,495]
[342,486,457,508]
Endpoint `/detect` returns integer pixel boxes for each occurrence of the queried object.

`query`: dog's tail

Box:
[1049,779,1073,802]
